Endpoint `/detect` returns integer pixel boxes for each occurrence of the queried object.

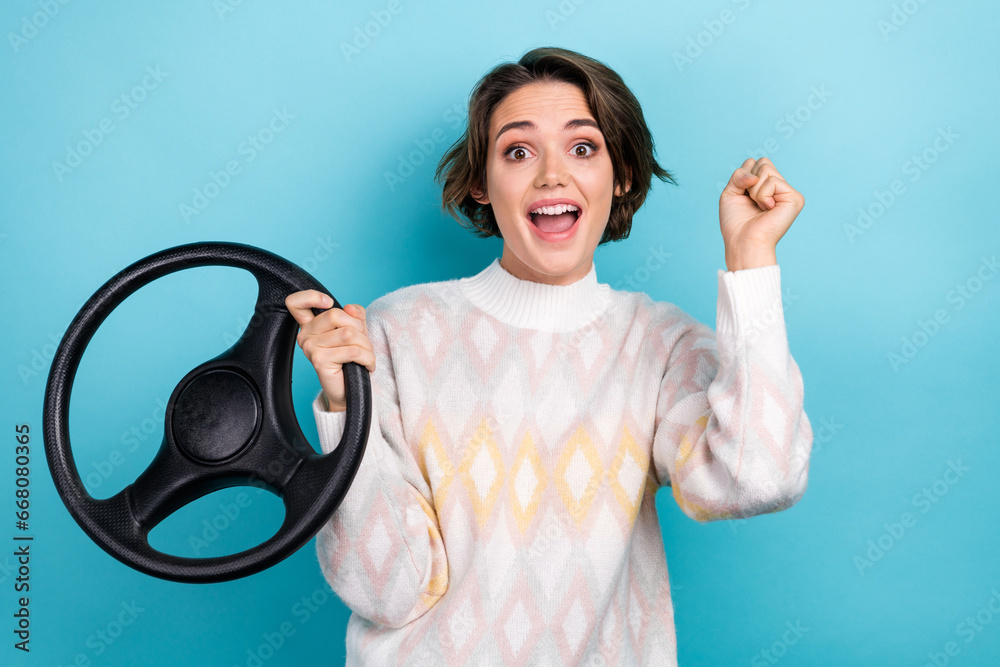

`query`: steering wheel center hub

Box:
[171,369,261,464]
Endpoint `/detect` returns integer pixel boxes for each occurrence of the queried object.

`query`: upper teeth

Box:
[530,204,578,216]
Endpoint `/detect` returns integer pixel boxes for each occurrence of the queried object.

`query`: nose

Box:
[533,144,570,189]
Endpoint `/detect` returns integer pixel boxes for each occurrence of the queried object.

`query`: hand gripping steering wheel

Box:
[43,242,371,584]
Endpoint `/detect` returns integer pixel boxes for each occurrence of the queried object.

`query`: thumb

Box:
[722,170,758,197]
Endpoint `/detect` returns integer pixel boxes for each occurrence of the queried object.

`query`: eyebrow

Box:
[494,118,601,144]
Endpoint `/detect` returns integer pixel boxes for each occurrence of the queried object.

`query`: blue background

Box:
[2,0,998,665]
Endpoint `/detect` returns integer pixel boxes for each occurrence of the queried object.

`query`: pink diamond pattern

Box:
[459,310,509,384]
[746,358,797,481]
[439,575,488,664]
[356,491,403,598]
[494,572,545,662]
[565,318,614,396]
[407,294,454,381]
[517,330,562,392]
[599,593,624,665]
[552,566,598,665]
[321,509,350,580]
[627,572,649,656]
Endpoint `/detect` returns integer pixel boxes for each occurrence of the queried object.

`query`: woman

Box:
[285,46,811,666]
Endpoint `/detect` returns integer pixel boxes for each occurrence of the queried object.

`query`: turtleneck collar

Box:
[457,257,612,332]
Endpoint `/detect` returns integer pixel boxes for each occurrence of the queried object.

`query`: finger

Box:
[775,178,805,206]
[749,157,779,184]
[739,158,759,186]
[344,304,367,335]
[763,176,804,207]
[723,164,759,197]
[300,322,372,359]
[298,307,368,347]
[298,324,374,374]
[311,340,377,374]
[285,290,334,326]
[746,162,782,203]
[311,319,372,349]
[752,175,777,209]
[745,171,780,209]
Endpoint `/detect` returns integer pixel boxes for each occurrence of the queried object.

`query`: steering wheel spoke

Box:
[220,293,295,381]
[110,435,245,533]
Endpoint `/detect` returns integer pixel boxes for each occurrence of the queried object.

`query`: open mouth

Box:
[527,204,581,234]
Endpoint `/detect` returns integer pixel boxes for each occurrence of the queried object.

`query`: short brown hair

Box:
[434,46,677,245]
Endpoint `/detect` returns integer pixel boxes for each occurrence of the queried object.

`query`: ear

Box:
[470,188,490,205]
[615,170,632,197]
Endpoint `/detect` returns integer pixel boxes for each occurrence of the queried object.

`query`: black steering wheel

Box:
[43,242,371,584]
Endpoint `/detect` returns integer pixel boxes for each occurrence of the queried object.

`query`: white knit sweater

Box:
[311,257,812,666]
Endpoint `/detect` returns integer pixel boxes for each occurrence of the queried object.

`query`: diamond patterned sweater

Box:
[311,257,812,666]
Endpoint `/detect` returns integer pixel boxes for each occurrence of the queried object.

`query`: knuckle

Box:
[317,310,336,328]
[353,326,369,342]
[314,347,335,368]
[301,337,316,357]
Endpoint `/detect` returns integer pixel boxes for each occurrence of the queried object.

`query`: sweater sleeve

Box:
[651,264,812,523]
[311,309,448,627]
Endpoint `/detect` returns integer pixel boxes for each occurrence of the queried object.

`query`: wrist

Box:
[725,243,777,272]
[322,392,347,413]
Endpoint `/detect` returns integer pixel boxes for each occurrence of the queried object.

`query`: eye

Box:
[573,141,598,157]
[504,144,532,161]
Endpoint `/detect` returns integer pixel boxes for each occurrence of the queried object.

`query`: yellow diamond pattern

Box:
[508,431,548,533]
[458,417,505,527]
[414,494,448,608]
[417,418,455,510]
[417,416,665,529]
[676,414,710,473]
[672,481,716,522]
[609,426,647,524]
[672,413,713,520]
[555,426,603,525]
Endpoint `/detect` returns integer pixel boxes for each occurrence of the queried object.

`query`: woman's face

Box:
[472,80,627,286]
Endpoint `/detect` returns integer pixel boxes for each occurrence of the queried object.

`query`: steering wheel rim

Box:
[43,241,371,584]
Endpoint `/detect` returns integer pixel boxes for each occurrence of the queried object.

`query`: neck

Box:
[498,250,593,286]
[457,257,612,332]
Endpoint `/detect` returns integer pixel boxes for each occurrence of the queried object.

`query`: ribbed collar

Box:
[457,257,612,332]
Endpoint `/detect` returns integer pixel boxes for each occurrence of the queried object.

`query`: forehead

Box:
[490,80,595,136]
